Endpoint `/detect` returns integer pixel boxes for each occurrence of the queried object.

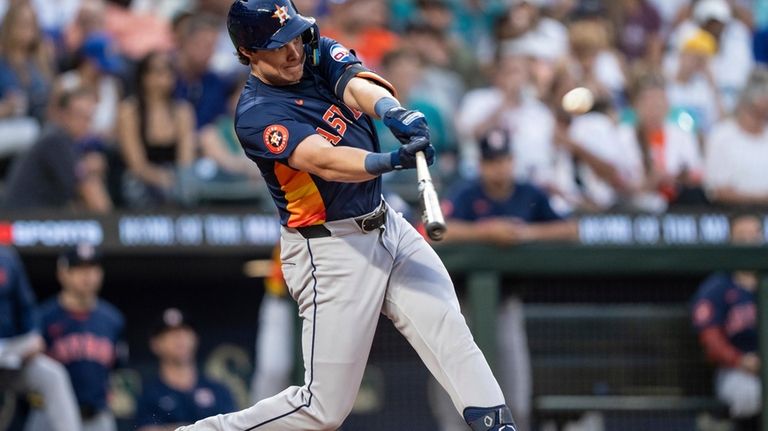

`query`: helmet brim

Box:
[262,14,316,50]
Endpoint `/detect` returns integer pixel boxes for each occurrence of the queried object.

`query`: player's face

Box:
[152,327,198,363]
[480,156,514,191]
[250,36,305,86]
[59,265,104,299]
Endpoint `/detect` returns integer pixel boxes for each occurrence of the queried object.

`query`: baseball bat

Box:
[415,151,446,241]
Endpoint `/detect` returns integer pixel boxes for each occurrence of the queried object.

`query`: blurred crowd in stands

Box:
[0,0,767,215]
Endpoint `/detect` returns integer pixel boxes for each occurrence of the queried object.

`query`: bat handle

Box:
[415,151,430,182]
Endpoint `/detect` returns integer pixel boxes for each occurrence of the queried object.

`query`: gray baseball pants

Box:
[179,205,505,430]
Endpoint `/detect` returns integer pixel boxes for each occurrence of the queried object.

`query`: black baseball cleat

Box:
[463,405,517,431]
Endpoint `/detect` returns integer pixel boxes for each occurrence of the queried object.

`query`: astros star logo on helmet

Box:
[272,4,290,26]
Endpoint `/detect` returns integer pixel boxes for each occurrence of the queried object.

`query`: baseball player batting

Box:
[177,1,517,430]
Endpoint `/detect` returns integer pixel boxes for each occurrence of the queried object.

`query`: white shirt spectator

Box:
[563,112,635,210]
[667,75,721,133]
[704,118,768,196]
[618,121,703,184]
[457,88,555,185]
[668,20,754,111]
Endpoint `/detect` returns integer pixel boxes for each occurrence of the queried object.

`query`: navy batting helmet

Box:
[227,0,317,51]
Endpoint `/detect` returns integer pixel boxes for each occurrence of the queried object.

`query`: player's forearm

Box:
[290,143,377,182]
[526,220,579,242]
[343,77,398,118]
[442,220,495,243]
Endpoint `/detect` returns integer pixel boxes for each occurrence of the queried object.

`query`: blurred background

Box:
[1,0,768,430]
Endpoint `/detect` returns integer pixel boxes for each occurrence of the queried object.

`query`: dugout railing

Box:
[435,243,768,430]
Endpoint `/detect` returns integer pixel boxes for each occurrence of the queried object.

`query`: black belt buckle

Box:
[357,204,387,232]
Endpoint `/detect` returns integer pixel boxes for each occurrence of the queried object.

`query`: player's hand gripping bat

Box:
[415,151,446,241]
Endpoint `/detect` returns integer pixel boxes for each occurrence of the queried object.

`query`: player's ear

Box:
[238,47,256,64]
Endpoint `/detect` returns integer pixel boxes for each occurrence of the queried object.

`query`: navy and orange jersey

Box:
[38,298,125,411]
[234,36,394,227]
[691,273,757,356]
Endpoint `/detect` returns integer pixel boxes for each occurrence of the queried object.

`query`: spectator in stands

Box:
[410,0,482,89]
[34,244,125,431]
[494,0,569,64]
[566,17,626,108]
[666,29,725,134]
[3,87,113,212]
[0,245,82,431]
[61,0,109,69]
[691,214,762,431]
[193,0,247,78]
[667,0,753,111]
[173,13,234,129]
[617,70,705,211]
[52,32,124,146]
[195,82,267,204]
[0,2,51,160]
[553,94,634,212]
[117,51,196,208]
[457,52,556,183]
[612,0,663,67]
[435,129,577,431]
[134,308,236,431]
[704,69,768,205]
[322,0,399,70]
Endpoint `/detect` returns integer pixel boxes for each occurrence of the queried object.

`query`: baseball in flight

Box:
[561,87,594,115]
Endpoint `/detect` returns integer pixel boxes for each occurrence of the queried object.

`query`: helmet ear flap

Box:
[302,24,320,66]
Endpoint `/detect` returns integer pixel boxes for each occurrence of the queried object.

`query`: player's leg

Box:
[251,293,295,403]
[380,211,516,430]
[497,296,532,431]
[179,230,392,431]
[18,355,82,431]
[716,368,762,419]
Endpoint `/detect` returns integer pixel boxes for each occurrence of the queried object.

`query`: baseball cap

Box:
[151,308,194,337]
[59,244,102,268]
[81,32,124,74]
[693,0,731,24]
[479,129,512,161]
[681,29,718,56]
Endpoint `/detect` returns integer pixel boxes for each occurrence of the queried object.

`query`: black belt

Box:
[295,203,387,239]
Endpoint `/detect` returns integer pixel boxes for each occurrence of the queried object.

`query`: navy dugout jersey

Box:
[445,180,562,223]
[39,298,125,411]
[235,37,393,227]
[692,273,757,355]
[134,375,235,428]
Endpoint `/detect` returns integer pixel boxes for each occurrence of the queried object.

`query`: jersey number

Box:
[316,105,360,145]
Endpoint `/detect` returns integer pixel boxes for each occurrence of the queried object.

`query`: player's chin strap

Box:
[463,405,517,431]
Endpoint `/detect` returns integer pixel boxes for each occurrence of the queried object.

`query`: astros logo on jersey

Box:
[272,4,290,26]
[263,125,290,154]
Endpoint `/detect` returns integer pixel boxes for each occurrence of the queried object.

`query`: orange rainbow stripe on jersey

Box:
[274,163,326,227]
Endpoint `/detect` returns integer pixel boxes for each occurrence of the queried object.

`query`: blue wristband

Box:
[364,152,394,175]
[374,97,400,118]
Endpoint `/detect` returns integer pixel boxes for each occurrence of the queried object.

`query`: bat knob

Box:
[426,221,446,241]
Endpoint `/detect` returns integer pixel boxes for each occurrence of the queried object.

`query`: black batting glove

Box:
[390,137,435,170]
[382,107,430,146]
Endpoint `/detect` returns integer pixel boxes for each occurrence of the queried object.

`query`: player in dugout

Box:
[36,244,125,431]
[177,0,518,430]
[691,213,764,431]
